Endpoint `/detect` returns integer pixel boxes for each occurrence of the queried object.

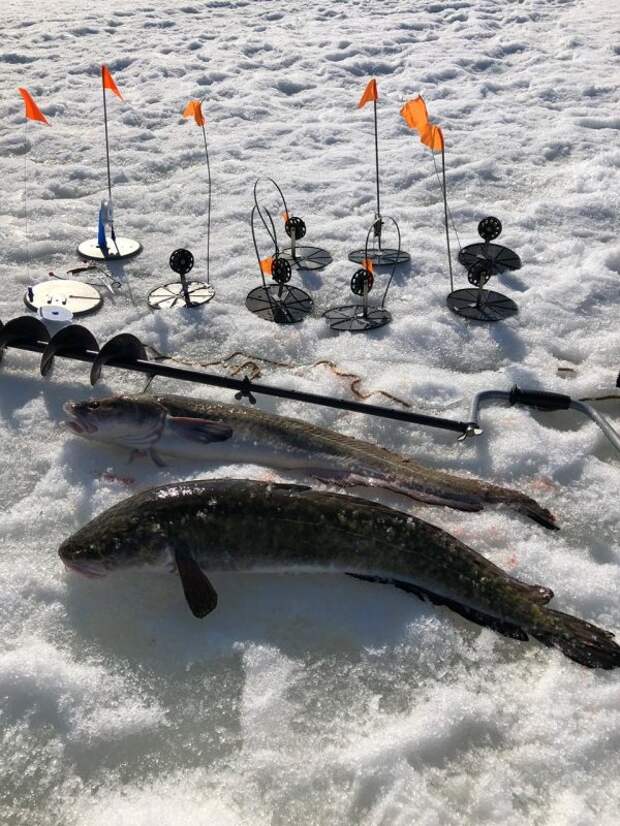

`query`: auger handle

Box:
[509,386,572,411]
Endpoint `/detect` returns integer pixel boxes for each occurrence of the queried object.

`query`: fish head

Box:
[58,498,172,578]
[63,396,166,446]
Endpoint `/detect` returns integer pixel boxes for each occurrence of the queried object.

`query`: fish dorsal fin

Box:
[174,542,218,618]
[167,416,233,444]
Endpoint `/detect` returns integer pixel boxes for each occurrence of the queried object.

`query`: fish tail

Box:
[530,607,620,669]
[483,487,559,531]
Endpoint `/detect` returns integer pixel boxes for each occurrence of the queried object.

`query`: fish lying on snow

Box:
[64,394,557,529]
[59,479,620,669]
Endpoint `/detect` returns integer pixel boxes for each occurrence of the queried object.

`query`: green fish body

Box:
[59,479,620,669]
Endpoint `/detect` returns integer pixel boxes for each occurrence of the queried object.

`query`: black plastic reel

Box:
[285,217,306,241]
[350,268,374,296]
[446,288,518,322]
[323,305,392,333]
[170,248,194,276]
[467,260,492,288]
[245,285,313,324]
[271,256,292,285]
[148,248,215,310]
[458,215,521,273]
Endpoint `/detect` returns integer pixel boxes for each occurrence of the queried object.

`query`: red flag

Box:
[182,99,205,127]
[18,88,49,125]
[357,79,378,108]
[101,65,123,100]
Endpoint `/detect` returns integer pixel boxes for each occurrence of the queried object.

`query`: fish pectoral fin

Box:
[174,544,218,618]
[347,573,529,642]
[168,416,233,444]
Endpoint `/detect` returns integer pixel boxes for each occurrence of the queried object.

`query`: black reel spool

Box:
[447,259,518,322]
[284,216,306,241]
[271,256,292,285]
[253,177,332,271]
[324,218,400,333]
[246,205,313,324]
[457,215,521,274]
[147,247,215,309]
[350,267,374,296]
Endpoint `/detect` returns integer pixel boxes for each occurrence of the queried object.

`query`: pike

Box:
[64,394,558,529]
[58,479,620,669]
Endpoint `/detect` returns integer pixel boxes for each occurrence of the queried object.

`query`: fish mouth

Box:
[63,402,98,436]
[61,557,107,578]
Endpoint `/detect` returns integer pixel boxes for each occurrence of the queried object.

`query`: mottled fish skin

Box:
[58,479,620,669]
[64,394,558,529]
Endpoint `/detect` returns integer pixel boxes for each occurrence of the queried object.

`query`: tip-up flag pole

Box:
[357,79,382,246]
[349,80,410,268]
[77,66,141,263]
[182,99,214,294]
[18,88,50,280]
[400,96,453,290]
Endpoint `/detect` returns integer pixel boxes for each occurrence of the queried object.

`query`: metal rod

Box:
[2,337,471,435]
[441,145,454,292]
[24,120,29,280]
[201,122,211,285]
[373,98,382,251]
[101,71,120,255]
[102,71,113,213]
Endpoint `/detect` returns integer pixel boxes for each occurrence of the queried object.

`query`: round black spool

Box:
[285,216,306,241]
[478,216,502,242]
[350,268,374,296]
[271,257,292,285]
[148,248,214,309]
[169,248,194,276]
[458,215,521,273]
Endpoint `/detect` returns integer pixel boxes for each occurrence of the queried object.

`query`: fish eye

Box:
[87,401,100,410]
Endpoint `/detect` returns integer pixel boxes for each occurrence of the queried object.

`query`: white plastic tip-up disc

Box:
[77,236,142,262]
[25,279,103,317]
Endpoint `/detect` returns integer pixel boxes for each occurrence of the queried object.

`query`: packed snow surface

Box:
[1,0,619,823]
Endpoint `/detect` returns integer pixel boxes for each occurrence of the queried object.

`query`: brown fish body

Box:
[58,479,619,669]
[64,393,557,528]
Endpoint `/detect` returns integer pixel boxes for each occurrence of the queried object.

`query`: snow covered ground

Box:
[1,0,619,823]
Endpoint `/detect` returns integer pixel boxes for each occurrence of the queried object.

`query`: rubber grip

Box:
[509,385,572,411]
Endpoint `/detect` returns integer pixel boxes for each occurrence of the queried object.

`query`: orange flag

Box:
[260,257,274,276]
[361,258,374,274]
[18,88,49,125]
[101,65,123,100]
[182,99,205,127]
[400,96,443,152]
[358,79,378,108]
[400,97,429,131]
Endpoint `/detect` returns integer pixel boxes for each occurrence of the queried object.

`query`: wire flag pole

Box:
[200,118,212,285]
[440,136,454,292]
[373,97,381,245]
